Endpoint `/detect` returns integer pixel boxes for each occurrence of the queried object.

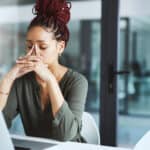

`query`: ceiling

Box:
[0,0,93,6]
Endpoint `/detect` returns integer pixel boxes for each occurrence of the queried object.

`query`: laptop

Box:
[0,111,60,150]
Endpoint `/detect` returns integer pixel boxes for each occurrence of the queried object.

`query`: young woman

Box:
[0,0,88,142]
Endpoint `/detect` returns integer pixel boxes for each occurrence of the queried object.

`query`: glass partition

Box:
[118,11,150,147]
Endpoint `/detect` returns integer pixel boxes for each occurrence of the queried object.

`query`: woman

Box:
[0,0,88,142]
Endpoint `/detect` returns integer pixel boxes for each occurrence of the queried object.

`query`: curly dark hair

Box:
[28,0,71,47]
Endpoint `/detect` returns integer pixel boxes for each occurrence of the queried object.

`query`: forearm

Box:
[51,101,81,141]
[0,72,15,111]
[47,73,88,141]
[47,75,64,117]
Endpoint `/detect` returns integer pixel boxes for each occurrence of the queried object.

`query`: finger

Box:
[19,68,33,76]
[34,45,39,56]
[17,55,27,60]
[16,60,32,64]
[16,56,41,63]
[18,56,23,59]
[18,55,39,60]
[20,64,35,71]
[26,46,34,56]
[34,45,41,58]
[16,63,35,72]
[22,63,35,68]
[21,67,34,72]
[16,59,26,64]
[26,56,41,62]
[18,54,31,60]
[16,59,29,64]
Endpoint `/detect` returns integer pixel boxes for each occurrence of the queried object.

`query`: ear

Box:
[56,40,65,55]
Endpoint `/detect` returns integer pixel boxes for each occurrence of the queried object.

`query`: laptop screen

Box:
[15,146,31,150]
[12,137,57,150]
[0,111,14,150]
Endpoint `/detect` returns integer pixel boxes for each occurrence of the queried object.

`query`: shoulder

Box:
[64,68,88,88]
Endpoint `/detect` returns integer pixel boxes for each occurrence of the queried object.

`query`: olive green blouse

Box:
[2,69,88,142]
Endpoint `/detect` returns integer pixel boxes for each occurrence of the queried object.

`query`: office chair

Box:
[81,112,100,145]
[9,114,25,135]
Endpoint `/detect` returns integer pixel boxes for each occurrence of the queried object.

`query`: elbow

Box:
[57,122,80,141]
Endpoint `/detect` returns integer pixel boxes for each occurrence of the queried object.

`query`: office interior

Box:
[0,0,150,148]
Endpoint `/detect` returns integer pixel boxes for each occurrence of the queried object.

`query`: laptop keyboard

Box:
[15,146,31,150]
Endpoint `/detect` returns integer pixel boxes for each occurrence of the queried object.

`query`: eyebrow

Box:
[26,40,48,43]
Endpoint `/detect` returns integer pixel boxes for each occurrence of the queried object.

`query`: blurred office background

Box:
[0,0,150,148]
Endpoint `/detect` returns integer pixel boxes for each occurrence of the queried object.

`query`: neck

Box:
[48,63,60,76]
[48,63,63,81]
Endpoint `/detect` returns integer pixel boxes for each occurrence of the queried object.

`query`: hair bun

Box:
[33,0,71,25]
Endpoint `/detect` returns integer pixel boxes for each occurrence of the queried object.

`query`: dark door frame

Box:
[100,0,120,146]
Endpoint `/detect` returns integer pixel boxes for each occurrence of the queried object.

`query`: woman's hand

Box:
[16,49,52,82]
[7,50,36,81]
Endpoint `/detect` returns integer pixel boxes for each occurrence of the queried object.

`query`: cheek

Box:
[41,49,58,63]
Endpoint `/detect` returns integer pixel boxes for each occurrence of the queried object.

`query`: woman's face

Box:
[26,26,64,65]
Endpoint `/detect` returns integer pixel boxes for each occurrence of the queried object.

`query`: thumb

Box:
[34,45,40,57]
[26,46,34,56]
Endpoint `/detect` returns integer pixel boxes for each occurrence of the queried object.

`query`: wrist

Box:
[0,75,14,96]
[6,70,17,82]
[46,74,56,84]
[2,73,15,84]
[0,91,9,95]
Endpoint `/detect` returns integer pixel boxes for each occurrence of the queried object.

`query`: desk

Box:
[44,142,131,150]
[11,135,131,150]
[101,145,131,150]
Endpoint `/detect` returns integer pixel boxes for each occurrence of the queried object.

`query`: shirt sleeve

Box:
[51,74,88,141]
[2,80,19,128]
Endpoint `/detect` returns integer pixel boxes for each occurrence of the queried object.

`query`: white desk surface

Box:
[101,145,131,150]
[44,142,131,150]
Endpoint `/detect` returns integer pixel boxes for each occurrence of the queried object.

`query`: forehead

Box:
[26,26,54,42]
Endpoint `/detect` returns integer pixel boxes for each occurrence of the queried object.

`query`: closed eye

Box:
[40,47,48,50]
